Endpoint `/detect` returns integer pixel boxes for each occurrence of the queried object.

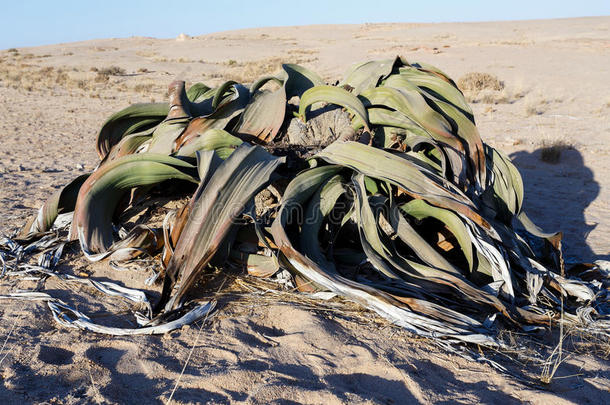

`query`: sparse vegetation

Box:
[525,97,548,116]
[458,72,504,92]
[457,72,525,104]
[286,48,318,56]
[98,66,126,76]
[93,66,127,84]
[0,65,74,91]
[133,82,155,93]
[0,61,147,95]
[540,140,572,163]
[223,56,317,83]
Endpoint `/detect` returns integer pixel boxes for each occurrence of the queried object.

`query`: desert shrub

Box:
[458,72,504,92]
[540,140,572,163]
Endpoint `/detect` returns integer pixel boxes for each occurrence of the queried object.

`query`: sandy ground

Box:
[0,17,609,404]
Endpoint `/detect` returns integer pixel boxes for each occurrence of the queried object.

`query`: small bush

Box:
[98,66,126,76]
[540,141,571,164]
[457,72,518,104]
[458,72,504,92]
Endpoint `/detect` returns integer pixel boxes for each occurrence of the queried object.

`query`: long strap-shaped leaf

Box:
[351,175,513,317]
[96,103,169,159]
[235,86,286,143]
[298,85,370,133]
[271,168,499,345]
[397,66,474,120]
[172,84,250,152]
[340,56,408,95]
[160,144,285,311]
[282,63,325,99]
[20,174,89,236]
[299,174,346,271]
[70,154,197,256]
[175,128,243,159]
[400,199,475,272]
[316,141,494,233]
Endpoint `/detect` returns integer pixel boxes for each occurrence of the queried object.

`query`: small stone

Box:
[75,163,85,171]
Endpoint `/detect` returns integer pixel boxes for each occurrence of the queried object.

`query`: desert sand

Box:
[0,17,609,404]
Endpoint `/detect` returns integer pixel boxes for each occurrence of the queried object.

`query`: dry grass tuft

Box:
[457,72,525,104]
[93,66,126,84]
[0,60,157,96]
[458,72,504,92]
[525,104,543,116]
[98,66,126,76]
[133,82,156,93]
[540,140,572,164]
[223,57,284,83]
[524,97,549,116]
[0,65,73,91]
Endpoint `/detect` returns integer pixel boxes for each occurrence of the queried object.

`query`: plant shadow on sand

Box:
[509,147,606,262]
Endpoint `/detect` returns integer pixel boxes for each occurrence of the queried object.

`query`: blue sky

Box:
[1,1,608,49]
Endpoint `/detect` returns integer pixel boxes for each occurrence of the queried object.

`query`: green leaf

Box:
[410,61,459,88]
[175,128,242,159]
[315,141,492,232]
[484,144,524,217]
[389,204,463,275]
[161,144,286,311]
[212,80,239,109]
[147,117,191,155]
[341,56,408,95]
[271,173,500,345]
[186,82,212,102]
[71,154,197,256]
[298,85,370,132]
[101,130,154,164]
[250,75,284,95]
[425,95,486,188]
[397,66,473,120]
[96,103,169,159]
[172,84,250,153]
[361,83,456,148]
[399,199,474,272]
[300,174,345,270]
[21,174,90,236]
[282,63,325,99]
[230,251,280,278]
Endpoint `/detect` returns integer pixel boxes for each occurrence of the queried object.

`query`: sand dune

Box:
[0,17,609,404]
